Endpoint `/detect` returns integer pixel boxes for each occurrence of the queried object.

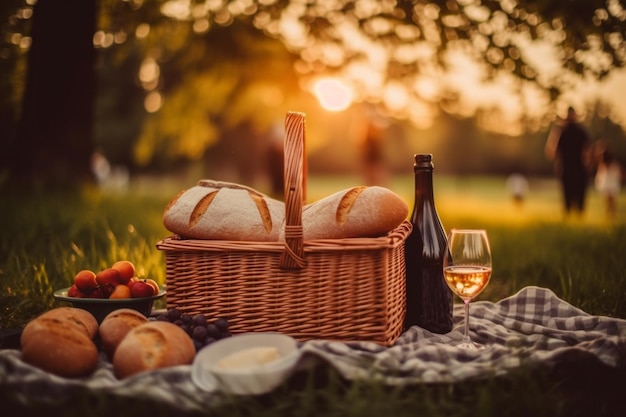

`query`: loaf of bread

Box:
[113,321,196,379]
[98,308,148,360]
[20,308,99,378]
[164,180,407,241]
[34,306,99,339]
[163,180,285,241]
[282,185,408,240]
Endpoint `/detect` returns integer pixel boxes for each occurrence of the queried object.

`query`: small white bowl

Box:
[191,332,300,396]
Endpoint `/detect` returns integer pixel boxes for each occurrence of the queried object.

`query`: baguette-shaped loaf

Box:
[113,321,196,379]
[163,180,285,241]
[293,186,408,240]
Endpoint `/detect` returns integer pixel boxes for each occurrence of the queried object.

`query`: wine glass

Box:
[443,229,492,349]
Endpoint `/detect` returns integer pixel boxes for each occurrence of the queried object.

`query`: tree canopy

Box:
[1,0,625,186]
[95,0,626,161]
[145,0,626,119]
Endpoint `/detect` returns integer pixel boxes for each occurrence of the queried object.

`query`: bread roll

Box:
[21,307,98,346]
[20,316,99,377]
[36,307,99,339]
[293,186,408,240]
[98,308,148,360]
[113,321,196,379]
[163,180,284,241]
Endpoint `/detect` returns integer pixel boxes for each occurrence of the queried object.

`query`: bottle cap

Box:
[414,154,434,169]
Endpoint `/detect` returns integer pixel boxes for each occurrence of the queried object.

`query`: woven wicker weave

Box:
[156,112,410,346]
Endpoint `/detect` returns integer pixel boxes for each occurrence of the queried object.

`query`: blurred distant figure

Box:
[361,118,388,186]
[594,147,622,220]
[91,150,111,185]
[266,122,284,199]
[545,107,591,216]
[90,150,129,191]
[506,173,529,206]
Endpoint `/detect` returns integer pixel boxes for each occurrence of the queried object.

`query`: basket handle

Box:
[280,112,307,270]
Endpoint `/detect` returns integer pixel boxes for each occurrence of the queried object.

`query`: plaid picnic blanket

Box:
[1,286,625,411]
[301,286,626,384]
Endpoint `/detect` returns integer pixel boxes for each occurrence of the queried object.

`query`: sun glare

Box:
[312,77,354,112]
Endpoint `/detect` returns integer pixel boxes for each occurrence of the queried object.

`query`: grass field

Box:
[1,174,625,416]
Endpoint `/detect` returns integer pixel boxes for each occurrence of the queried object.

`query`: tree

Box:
[2,0,624,187]
[7,0,97,189]
[251,0,626,120]
[94,0,625,167]
[93,4,310,175]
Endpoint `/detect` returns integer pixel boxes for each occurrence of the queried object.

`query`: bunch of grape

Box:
[154,308,230,352]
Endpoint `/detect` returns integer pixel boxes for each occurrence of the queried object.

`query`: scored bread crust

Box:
[35,307,99,339]
[336,186,367,225]
[294,186,409,240]
[164,181,408,241]
[98,308,149,360]
[113,321,196,379]
[163,180,285,241]
[20,317,99,377]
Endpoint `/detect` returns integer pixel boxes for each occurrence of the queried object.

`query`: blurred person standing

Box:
[545,107,591,216]
[266,121,284,199]
[360,110,389,186]
[594,146,623,220]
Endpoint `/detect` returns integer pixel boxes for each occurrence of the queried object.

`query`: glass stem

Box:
[463,299,471,344]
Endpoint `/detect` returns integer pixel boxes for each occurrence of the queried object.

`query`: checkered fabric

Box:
[1,286,624,410]
[301,286,626,384]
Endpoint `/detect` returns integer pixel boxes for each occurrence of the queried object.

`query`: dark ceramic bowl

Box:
[53,287,166,323]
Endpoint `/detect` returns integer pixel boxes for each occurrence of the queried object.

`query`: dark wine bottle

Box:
[403,154,453,333]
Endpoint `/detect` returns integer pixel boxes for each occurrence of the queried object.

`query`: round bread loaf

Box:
[163,180,285,241]
[283,185,408,240]
[36,306,99,339]
[20,316,99,377]
[113,321,196,379]
[98,308,149,360]
[21,307,99,346]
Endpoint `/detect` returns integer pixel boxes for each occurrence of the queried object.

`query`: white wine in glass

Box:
[443,229,492,349]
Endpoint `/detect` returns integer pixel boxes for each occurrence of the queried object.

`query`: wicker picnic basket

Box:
[156,112,411,346]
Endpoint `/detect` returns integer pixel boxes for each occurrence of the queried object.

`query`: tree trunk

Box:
[11,0,97,189]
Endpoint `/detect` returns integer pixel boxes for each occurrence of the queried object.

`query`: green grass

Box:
[1,174,626,416]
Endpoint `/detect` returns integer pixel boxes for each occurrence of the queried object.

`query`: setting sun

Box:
[312,77,354,112]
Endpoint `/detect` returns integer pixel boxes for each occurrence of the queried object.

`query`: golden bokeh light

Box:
[144,91,162,113]
[139,57,160,88]
[3,0,623,137]
[135,23,150,39]
[312,77,354,112]
[383,81,409,113]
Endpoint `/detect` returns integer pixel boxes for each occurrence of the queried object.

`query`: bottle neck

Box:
[413,168,435,203]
